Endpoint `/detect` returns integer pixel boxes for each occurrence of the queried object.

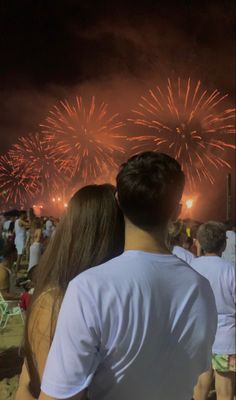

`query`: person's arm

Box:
[16,293,55,400]
[0,269,19,300]
[40,277,101,400]
[39,391,86,400]
[19,219,30,228]
[15,362,35,400]
[1,289,20,300]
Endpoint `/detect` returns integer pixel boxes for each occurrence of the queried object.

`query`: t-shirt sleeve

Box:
[41,277,101,399]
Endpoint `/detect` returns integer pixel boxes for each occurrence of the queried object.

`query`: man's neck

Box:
[124,219,171,254]
[204,252,221,257]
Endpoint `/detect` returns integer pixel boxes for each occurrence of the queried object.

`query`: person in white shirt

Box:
[222,221,236,265]
[39,152,217,400]
[14,211,29,274]
[45,217,54,239]
[169,219,195,264]
[191,221,236,400]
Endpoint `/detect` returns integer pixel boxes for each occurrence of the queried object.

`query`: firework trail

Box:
[10,133,63,194]
[40,96,126,182]
[0,153,40,207]
[129,78,236,188]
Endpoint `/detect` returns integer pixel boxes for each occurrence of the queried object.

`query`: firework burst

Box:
[129,78,236,188]
[40,96,126,182]
[0,153,40,207]
[9,133,63,194]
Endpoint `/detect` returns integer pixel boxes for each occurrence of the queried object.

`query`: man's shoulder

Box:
[71,253,125,285]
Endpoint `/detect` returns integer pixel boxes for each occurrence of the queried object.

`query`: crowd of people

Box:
[0,151,235,400]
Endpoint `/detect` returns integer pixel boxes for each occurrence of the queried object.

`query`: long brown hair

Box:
[24,184,124,398]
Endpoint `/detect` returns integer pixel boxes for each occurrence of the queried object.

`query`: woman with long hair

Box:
[16,184,124,400]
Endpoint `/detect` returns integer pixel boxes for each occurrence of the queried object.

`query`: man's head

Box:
[19,210,27,221]
[116,151,185,231]
[197,221,226,255]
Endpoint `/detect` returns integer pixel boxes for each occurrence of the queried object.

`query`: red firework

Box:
[40,96,126,182]
[9,133,63,194]
[129,78,236,188]
[0,153,40,207]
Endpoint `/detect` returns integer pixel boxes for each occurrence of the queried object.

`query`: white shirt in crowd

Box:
[222,230,236,265]
[41,250,217,400]
[14,219,26,254]
[45,219,53,238]
[3,219,11,232]
[191,255,236,354]
[172,245,195,265]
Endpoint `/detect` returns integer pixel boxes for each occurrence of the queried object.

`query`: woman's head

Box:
[31,217,42,230]
[35,183,124,293]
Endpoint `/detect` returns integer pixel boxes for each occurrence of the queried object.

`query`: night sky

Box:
[0,0,235,220]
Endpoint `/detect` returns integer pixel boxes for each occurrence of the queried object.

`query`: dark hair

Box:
[31,217,42,230]
[197,221,226,254]
[19,210,27,218]
[24,184,124,398]
[2,243,17,259]
[116,151,185,230]
[224,220,233,231]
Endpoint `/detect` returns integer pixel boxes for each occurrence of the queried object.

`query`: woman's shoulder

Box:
[32,287,58,312]
[28,288,59,341]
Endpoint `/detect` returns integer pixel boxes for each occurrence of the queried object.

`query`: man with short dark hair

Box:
[39,152,217,400]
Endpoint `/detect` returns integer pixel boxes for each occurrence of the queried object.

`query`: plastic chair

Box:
[0,292,24,330]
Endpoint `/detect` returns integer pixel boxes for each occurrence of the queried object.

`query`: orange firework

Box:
[129,78,236,189]
[40,96,126,182]
[0,153,40,207]
[10,133,63,194]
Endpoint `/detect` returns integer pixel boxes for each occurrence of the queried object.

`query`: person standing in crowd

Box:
[168,219,195,264]
[0,243,19,300]
[2,214,11,242]
[28,217,43,281]
[44,217,54,239]
[14,211,29,274]
[222,220,236,265]
[16,184,124,400]
[191,221,235,400]
[39,152,217,400]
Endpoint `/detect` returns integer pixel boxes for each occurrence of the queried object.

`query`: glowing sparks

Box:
[129,78,236,189]
[9,133,63,194]
[40,96,126,182]
[0,153,40,207]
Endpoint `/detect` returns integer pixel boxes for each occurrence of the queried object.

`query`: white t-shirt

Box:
[14,219,26,243]
[172,245,195,265]
[41,251,217,400]
[222,230,236,265]
[45,219,53,238]
[191,256,236,354]
[3,220,11,231]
